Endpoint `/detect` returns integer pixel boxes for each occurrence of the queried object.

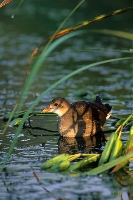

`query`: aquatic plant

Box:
[1,1,133,173]
[40,114,133,175]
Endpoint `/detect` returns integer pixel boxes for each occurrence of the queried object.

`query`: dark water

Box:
[0,1,133,199]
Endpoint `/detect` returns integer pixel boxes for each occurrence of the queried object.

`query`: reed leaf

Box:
[28,6,133,65]
[115,118,126,127]
[91,29,133,40]
[109,138,123,161]
[98,132,118,166]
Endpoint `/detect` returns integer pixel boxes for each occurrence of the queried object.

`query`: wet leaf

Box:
[129,125,133,137]
[98,132,117,166]
[112,147,133,173]
[86,150,133,175]
[40,154,69,170]
[125,121,133,129]
[9,118,23,127]
[115,118,126,127]
[59,160,71,171]
[74,89,88,97]
[109,138,123,161]
[69,154,100,171]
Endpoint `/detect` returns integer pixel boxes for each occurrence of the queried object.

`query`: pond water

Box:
[0,1,133,199]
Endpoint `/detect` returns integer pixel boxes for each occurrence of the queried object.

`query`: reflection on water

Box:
[58,135,104,154]
[0,0,133,199]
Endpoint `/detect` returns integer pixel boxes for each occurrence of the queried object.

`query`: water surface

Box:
[0,1,133,199]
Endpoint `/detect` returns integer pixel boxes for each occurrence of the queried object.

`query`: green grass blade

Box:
[91,29,133,40]
[27,0,85,66]
[18,30,84,113]
[115,118,126,127]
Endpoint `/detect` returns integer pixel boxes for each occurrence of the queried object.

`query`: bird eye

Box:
[54,103,58,106]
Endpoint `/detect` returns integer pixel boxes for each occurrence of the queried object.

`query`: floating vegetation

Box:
[40,113,133,175]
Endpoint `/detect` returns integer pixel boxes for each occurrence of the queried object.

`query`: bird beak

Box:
[41,106,51,113]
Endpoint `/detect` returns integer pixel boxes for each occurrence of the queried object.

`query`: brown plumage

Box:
[41,96,112,137]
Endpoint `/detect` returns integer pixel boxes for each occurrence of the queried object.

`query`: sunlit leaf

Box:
[9,118,23,127]
[86,150,133,175]
[112,148,133,173]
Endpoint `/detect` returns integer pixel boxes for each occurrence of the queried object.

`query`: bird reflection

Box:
[58,134,105,154]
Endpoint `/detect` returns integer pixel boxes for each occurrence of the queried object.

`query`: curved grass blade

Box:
[115,118,126,127]
[90,29,133,40]
[76,47,133,54]
[27,6,133,66]
[27,0,85,71]
[1,56,133,172]
[17,31,84,113]
[125,121,133,129]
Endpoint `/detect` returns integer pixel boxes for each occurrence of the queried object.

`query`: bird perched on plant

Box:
[41,96,112,137]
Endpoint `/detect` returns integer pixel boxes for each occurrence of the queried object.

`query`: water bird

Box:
[41,96,112,137]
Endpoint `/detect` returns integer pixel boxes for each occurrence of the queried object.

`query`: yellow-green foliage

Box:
[98,132,117,166]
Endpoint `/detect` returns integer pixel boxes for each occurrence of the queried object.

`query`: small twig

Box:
[30,166,51,193]
[30,166,41,183]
